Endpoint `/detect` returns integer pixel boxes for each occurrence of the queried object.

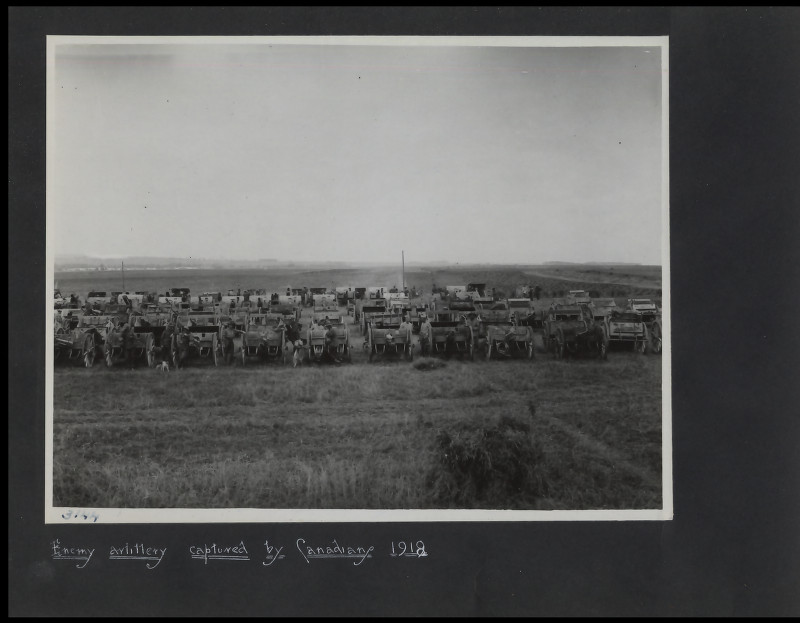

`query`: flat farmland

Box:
[51,265,664,511]
[53,350,663,511]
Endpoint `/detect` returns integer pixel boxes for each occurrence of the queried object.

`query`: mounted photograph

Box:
[46,36,670,522]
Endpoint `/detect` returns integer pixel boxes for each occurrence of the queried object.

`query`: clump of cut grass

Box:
[429,412,547,509]
[411,357,448,372]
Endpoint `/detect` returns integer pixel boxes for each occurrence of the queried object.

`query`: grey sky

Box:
[50,41,664,264]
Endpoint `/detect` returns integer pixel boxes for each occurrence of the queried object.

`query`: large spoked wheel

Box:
[211,333,219,366]
[172,338,181,370]
[651,325,662,354]
[145,334,156,368]
[83,333,96,368]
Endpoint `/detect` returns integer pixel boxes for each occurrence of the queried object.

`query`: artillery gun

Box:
[481,321,535,361]
[364,313,413,362]
[306,315,351,363]
[542,303,608,360]
[170,309,221,368]
[240,312,287,365]
[428,320,474,359]
[104,307,173,367]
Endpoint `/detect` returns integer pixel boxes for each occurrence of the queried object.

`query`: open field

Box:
[51,265,664,511]
[53,353,662,511]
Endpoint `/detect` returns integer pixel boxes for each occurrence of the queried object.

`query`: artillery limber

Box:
[590,299,619,321]
[358,301,389,334]
[407,303,431,333]
[115,291,149,308]
[365,286,389,300]
[364,313,413,362]
[605,310,650,353]
[312,293,339,313]
[157,287,191,306]
[507,298,540,328]
[625,298,662,354]
[465,283,494,306]
[220,289,246,309]
[54,312,114,368]
[268,296,302,322]
[336,286,356,306]
[431,299,476,323]
[86,291,114,307]
[444,285,468,301]
[567,290,592,304]
[429,321,473,359]
[477,301,512,324]
[240,312,287,365]
[170,310,221,368]
[481,322,535,361]
[306,316,351,363]
[305,287,328,307]
[386,292,411,316]
[542,304,608,360]
[193,292,222,309]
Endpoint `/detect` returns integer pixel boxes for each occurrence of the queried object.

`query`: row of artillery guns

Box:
[54,304,174,368]
[53,300,304,368]
[428,299,536,361]
[541,296,662,358]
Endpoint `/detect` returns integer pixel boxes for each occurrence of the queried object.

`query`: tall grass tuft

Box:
[429,412,547,509]
[411,357,448,372]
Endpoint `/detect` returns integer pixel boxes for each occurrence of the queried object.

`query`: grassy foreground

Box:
[52,355,662,510]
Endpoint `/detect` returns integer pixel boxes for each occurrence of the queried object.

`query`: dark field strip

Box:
[53,356,663,510]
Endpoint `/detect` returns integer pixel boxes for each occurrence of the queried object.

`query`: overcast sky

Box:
[49,40,664,264]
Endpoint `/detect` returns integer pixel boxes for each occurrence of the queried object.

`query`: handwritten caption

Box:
[50,538,427,569]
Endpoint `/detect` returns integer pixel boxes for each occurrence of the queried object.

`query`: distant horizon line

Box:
[54,255,658,267]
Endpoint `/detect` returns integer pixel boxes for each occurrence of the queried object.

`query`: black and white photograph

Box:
[46,36,670,521]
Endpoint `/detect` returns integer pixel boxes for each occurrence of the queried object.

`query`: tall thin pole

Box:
[122,260,125,290]
[402,251,405,290]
